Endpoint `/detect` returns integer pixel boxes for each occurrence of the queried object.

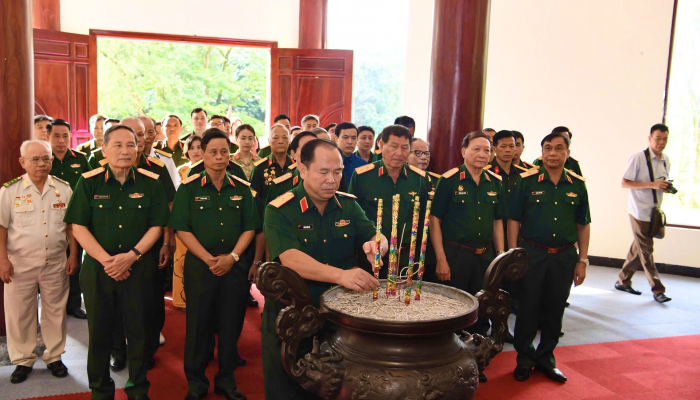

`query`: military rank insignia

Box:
[335,219,351,227]
[566,192,578,197]
[487,191,497,196]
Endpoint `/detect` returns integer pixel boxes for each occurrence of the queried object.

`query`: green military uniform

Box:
[155,139,189,167]
[169,170,260,396]
[353,150,381,164]
[262,184,376,400]
[51,148,92,312]
[77,139,99,154]
[532,156,582,176]
[250,155,295,219]
[87,147,106,170]
[509,166,590,369]
[63,166,169,400]
[187,159,248,183]
[426,171,441,193]
[348,160,429,278]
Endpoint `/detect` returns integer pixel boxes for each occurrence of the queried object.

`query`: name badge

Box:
[129,193,144,198]
[298,224,313,230]
[455,191,467,196]
[52,201,66,209]
[195,196,210,201]
[230,196,243,201]
[531,191,545,196]
[94,195,110,199]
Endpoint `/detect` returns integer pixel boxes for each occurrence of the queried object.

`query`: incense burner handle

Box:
[256,262,345,400]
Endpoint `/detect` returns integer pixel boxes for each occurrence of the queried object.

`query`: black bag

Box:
[644,149,666,239]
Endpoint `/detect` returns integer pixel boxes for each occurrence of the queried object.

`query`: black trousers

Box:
[66,245,84,310]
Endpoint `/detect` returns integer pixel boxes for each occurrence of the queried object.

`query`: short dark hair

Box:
[492,130,515,147]
[512,130,524,144]
[290,131,318,153]
[650,123,669,134]
[541,132,571,149]
[155,121,162,126]
[461,131,490,148]
[358,126,375,136]
[235,124,256,138]
[190,108,208,118]
[300,138,342,166]
[209,115,225,123]
[222,116,231,124]
[291,126,302,133]
[301,114,319,124]
[325,123,337,132]
[483,128,496,133]
[47,119,72,134]
[380,124,412,144]
[551,126,572,139]
[274,114,291,123]
[162,114,182,126]
[200,128,230,150]
[184,135,203,160]
[334,121,357,137]
[104,124,137,146]
[394,115,415,128]
[34,115,52,124]
[104,118,120,126]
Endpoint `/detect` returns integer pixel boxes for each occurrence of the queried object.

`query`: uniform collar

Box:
[295,183,341,214]
[53,149,77,160]
[267,154,293,169]
[538,166,574,185]
[105,166,137,184]
[21,174,56,194]
[199,170,236,188]
[376,160,409,179]
[490,159,515,176]
[138,153,151,167]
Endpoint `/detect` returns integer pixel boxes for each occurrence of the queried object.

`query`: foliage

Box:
[97,38,269,135]
[352,49,406,131]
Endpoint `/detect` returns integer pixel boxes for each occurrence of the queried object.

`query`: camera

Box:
[665,183,678,194]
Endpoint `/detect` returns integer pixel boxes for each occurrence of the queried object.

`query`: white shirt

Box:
[0,174,73,267]
[149,147,181,189]
[623,149,671,222]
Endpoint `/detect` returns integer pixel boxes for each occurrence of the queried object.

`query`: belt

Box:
[444,240,489,255]
[521,238,575,254]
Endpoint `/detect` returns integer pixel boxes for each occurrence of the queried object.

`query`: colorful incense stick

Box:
[405,196,420,305]
[416,199,432,300]
[373,198,383,300]
[388,194,400,296]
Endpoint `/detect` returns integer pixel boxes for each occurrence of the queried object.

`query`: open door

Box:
[270,48,353,127]
[33,28,97,148]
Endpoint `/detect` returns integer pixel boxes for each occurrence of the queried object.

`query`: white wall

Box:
[60,0,300,48]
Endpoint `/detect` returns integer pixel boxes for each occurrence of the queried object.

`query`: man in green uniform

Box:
[508,132,590,384]
[48,119,92,320]
[88,118,120,169]
[264,131,317,205]
[169,129,259,400]
[78,114,106,153]
[258,114,292,158]
[262,139,386,400]
[349,124,429,278]
[64,124,169,400]
[532,126,582,176]
[154,115,189,167]
[354,126,381,164]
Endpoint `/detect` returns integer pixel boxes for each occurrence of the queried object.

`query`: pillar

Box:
[299,0,327,49]
[32,0,60,30]
[427,0,491,173]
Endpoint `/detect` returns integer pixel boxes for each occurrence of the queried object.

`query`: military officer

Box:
[88,118,120,169]
[257,114,292,158]
[532,126,582,176]
[251,124,294,216]
[354,126,380,164]
[348,124,429,278]
[141,116,180,188]
[262,139,386,400]
[77,114,106,153]
[508,132,590,384]
[155,115,190,167]
[169,129,259,400]
[64,124,169,400]
[264,131,316,204]
[47,119,92,320]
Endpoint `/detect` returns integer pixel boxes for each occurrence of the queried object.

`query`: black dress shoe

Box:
[127,395,150,400]
[46,360,69,378]
[184,393,207,400]
[654,293,672,303]
[559,331,565,337]
[535,366,567,383]
[67,308,88,319]
[236,355,247,367]
[247,293,259,308]
[504,331,514,344]
[513,365,532,381]
[214,387,247,400]
[615,283,642,295]
[10,365,32,384]
[110,355,126,372]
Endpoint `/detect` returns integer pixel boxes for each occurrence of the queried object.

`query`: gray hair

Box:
[269,123,290,136]
[20,140,52,158]
[311,127,328,135]
[103,124,138,147]
[120,116,145,132]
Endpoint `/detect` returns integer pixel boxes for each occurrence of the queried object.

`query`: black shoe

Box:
[559,331,565,337]
[654,293,672,303]
[67,308,88,319]
[247,293,259,308]
[535,366,567,383]
[184,393,206,400]
[128,396,150,400]
[236,355,247,367]
[214,388,247,400]
[148,357,155,370]
[513,365,531,381]
[479,372,487,382]
[615,283,642,295]
[504,331,514,344]
[46,360,69,378]
[110,355,126,372]
[565,302,570,308]
[10,365,32,384]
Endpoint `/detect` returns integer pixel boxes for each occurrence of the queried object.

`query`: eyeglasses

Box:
[411,150,431,157]
[24,156,53,164]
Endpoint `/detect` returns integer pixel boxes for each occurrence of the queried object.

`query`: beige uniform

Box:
[0,174,73,367]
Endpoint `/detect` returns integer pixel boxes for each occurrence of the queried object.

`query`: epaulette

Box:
[3,176,22,188]
[73,149,86,155]
[513,164,529,172]
[289,163,297,170]
[375,149,382,155]
[91,147,102,155]
[569,156,578,162]
[428,171,441,179]
[83,167,105,179]
[441,167,459,179]
[137,168,159,180]
[155,149,172,158]
[355,163,375,175]
[52,176,70,186]
[520,168,539,179]
[408,165,426,177]
[270,191,294,208]
[254,158,267,167]
[565,168,586,182]
[485,168,502,181]
[537,156,542,161]
[182,173,200,185]
[190,159,203,169]
[522,160,537,168]
[335,191,357,199]
[148,156,165,167]
[99,159,109,166]
[231,174,251,187]
[273,172,293,185]
[483,164,492,170]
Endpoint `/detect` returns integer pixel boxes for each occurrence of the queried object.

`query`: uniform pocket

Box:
[13,205,36,227]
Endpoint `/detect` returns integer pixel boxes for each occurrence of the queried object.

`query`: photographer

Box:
[615,123,673,303]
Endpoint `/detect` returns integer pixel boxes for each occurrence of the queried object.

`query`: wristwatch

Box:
[579,258,589,267]
[131,248,142,261]
[230,252,240,263]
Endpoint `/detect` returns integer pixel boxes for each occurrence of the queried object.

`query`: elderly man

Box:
[1,140,77,384]
[78,114,107,153]
[155,115,189,167]
[407,138,439,191]
[301,114,319,131]
[258,114,292,158]
[140,116,180,188]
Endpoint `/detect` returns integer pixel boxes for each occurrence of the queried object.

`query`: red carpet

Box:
[24,288,700,400]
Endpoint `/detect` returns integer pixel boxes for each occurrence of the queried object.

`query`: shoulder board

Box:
[483,164,492,170]
[273,172,293,185]
[513,164,529,172]
[428,171,441,179]
[148,156,165,167]
[3,176,22,188]
[231,174,251,187]
[83,167,105,179]
[254,158,268,167]
[137,168,159,180]
[522,160,536,168]
[190,159,203,169]
[355,163,375,175]
[91,147,102,155]
[537,156,542,161]
[270,191,294,208]
[520,168,539,179]
[408,164,426,177]
[182,173,200,185]
[73,149,86,155]
[569,156,578,162]
[485,168,502,181]
[375,149,382,155]
[441,167,460,179]
[99,159,109,166]
[565,168,586,182]
[289,163,297,170]
[52,176,70,186]
[335,191,357,199]
[155,149,172,158]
